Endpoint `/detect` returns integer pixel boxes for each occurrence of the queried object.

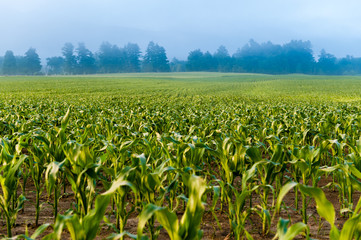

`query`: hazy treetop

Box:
[1,0,360,60]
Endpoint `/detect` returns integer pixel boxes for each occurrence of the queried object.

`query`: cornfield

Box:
[1,73,361,239]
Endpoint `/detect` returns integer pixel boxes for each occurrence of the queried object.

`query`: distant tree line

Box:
[0,48,42,75]
[0,41,169,75]
[186,40,361,75]
[49,41,169,75]
[2,39,361,75]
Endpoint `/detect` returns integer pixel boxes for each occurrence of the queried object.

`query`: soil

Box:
[0,174,354,240]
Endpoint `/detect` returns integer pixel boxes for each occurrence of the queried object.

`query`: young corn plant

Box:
[44,171,135,240]
[322,160,361,216]
[203,184,221,231]
[63,141,100,217]
[0,155,26,237]
[107,167,138,237]
[347,137,361,171]
[247,145,286,234]
[15,133,31,213]
[290,145,321,223]
[43,194,111,240]
[130,153,176,239]
[276,182,339,238]
[273,218,309,240]
[277,182,361,239]
[28,141,48,226]
[11,223,51,240]
[137,174,206,240]
[45,160,65,221]
[214,137,247,185]
[34,107,71,196]
[223,161,260,240]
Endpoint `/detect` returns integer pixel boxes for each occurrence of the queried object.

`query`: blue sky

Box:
[1,0,361,60]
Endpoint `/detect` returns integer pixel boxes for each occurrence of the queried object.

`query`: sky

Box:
[1,0,361,61]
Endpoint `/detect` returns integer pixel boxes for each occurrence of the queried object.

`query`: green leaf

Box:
[282,222,308,240]
[276,218,308,240]
[329,225,340,240]
[83,194,111,240]
[102,178,137,196]
[66,214,85,240]
[246,146,262,162]
[61,107,71,129]
[179,175,206,240]
[137,204,163,238]
[43,214,70,240]
[276,182,298,214]
[30,223,51,239]
[298,185,335,226]
[45,161,61,195]
[154,208,180,240]
[339,214,361,240]
[107,232,137,240]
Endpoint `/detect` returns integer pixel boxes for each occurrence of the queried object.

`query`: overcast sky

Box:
[1,0,361,61]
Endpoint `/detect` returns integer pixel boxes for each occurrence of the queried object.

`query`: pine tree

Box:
[62,43,77,74]
[143,41,170,72]
[2,50,17,75]
[24,48,42,75]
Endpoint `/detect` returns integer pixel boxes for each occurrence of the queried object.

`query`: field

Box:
[2,73,361,239]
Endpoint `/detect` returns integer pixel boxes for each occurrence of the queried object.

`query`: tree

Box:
[62,43,77,74]
[203,51,217,71]
[338,55,361,75]
[143,41,170,72]
[124,43,141,72]
[2,50,17,75]
[76,43,96,74]
[214,45,232,72]
[98,42,122,73]
[282,40,315,74]
[317,49,339,75]
[0,57,3,74]
[98,42,127,73]
[186,49,204,71]
[232,40,283,73]
[231,39,316,74]
[258,41,283,74]
[24,48,42,75]
[186,49,217,72]
[16,56,27,75]
[170,58,186,72]
[46,57,64,75]
[233,39,263,73]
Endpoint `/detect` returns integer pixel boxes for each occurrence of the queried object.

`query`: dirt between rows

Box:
[0,175,355,240]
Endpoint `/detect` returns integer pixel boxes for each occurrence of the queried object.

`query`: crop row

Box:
[1,98,361,239]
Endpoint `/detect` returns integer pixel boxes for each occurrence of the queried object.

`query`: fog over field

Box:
[1,0,361,59]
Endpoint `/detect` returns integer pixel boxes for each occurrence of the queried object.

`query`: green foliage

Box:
[24,48,42,75]
[274,218,308,240]
[2,50,17,75]
[143,41,170,72]
[2,73,361,239]
[44,194,111,240]
[137,174,206,240]
[0,153,26,237]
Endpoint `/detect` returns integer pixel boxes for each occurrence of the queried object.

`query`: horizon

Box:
[0,38,358,63]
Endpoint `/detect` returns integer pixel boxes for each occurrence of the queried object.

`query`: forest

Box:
[1,39,361,75]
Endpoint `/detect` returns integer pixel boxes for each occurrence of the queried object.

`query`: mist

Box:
[1,0,361,60]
